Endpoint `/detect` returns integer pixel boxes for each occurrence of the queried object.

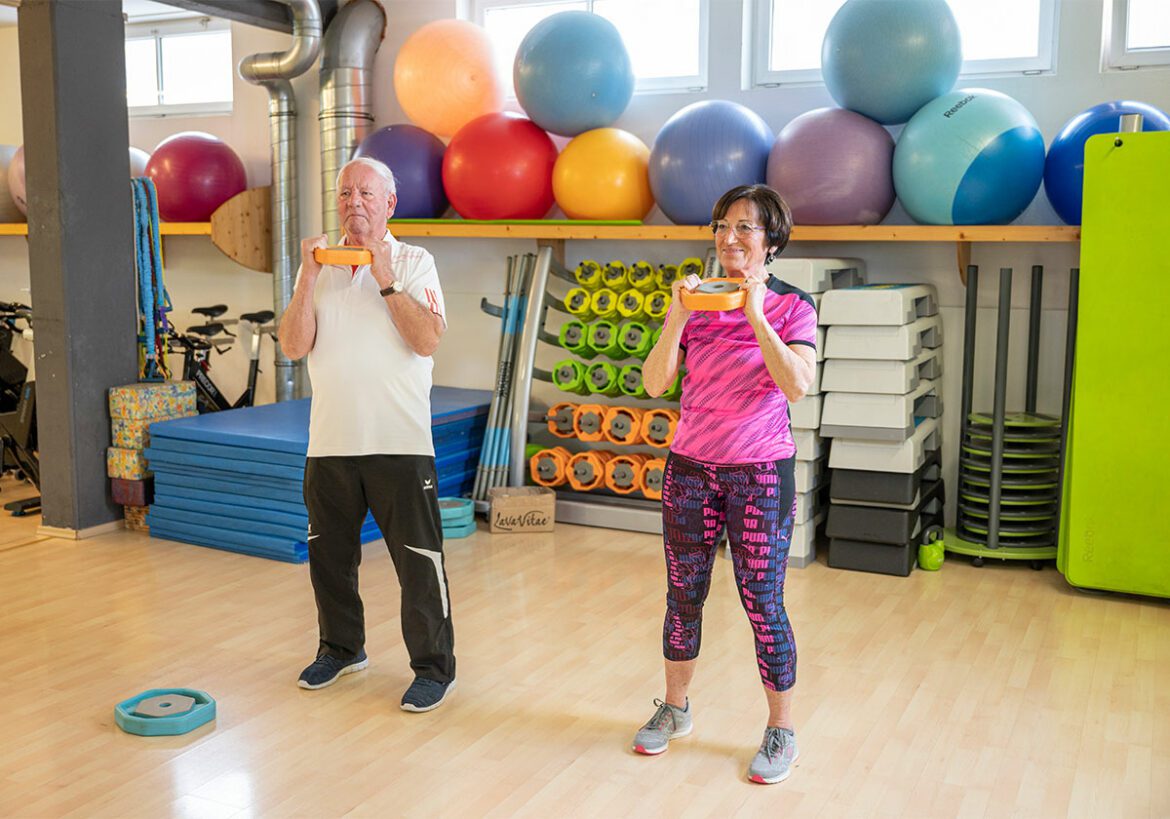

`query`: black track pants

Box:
[303,454,455,684]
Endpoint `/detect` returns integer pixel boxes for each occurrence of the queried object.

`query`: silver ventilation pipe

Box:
[319,0,385,242]
[239,0,322,403]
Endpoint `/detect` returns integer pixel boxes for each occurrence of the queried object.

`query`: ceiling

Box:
[0,1,197,28]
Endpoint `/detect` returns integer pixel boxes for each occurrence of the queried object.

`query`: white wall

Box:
[0,0,1165,523]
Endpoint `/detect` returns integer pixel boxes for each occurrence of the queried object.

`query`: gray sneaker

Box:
[748,726,798,784]
[632,698,692,755]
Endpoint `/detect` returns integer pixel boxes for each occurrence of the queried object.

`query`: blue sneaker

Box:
[297,650,368,690]
[400,677,457,712]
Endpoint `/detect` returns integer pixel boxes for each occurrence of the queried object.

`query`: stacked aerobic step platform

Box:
[439,497,476,539]
[764,256,866,568]
[144,386,491,563]
[819,284,945,576]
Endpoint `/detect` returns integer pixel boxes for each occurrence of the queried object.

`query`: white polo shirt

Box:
[303,230,447,457]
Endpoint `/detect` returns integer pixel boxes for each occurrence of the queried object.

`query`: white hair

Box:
[336,157,397,196]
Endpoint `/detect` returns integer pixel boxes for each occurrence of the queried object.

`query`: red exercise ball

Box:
[145,132,247,222]
[441,113,557,220]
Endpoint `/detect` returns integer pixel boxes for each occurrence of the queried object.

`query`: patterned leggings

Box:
[660,452,797,691]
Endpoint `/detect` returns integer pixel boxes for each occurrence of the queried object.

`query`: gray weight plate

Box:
[134,694,196,718]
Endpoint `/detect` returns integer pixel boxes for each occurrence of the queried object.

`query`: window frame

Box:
[748,0,1061,89]
[1102,0,1170,72]
[125,16,234,118]
[471,0,709,95]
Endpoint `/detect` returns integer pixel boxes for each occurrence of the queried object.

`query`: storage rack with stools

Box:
[944,265,1077,568]
[819,283,945,576]
[765,256,867,567]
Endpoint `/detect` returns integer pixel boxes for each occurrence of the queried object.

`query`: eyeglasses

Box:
[709,221,766,237]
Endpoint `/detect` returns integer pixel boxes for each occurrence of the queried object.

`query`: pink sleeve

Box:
[779,297,817,348]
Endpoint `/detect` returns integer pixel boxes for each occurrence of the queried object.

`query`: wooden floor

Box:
[0,504,1167,818]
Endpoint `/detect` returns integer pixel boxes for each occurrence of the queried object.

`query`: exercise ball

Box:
[893,89,1045,225]
[553,128,652,220]
[442,113,557,220]
[1,146,25,221]
[394,20,504,139]
[766,107,894,225]
[353,125,448,219]
[649,100,774,225]
[129,147,151,177]
[514,11,634,137]
[5,145,154,218]
[822,0,962,126]
[146,132,246,222]
[1044,100,1170,225]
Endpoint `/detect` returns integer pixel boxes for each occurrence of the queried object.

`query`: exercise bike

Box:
[0,302,40,516]
[167,304,276,414]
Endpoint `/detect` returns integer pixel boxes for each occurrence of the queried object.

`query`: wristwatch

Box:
[379,280,404,297]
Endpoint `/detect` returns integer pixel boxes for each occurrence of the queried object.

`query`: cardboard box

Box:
[488,486,556,533]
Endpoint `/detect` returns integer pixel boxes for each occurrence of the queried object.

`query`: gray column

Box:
[17,0,138,530]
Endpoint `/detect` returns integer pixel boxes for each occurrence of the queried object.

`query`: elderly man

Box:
[279,156,456,712]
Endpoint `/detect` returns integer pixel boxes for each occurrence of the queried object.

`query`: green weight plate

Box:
[960,472,1059,490]
[959,500,1057,522]
[961,444,1060,461]
[968,411,1061,429]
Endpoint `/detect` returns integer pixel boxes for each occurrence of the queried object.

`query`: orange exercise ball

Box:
[394,20,504,139]
[553,127,654,220]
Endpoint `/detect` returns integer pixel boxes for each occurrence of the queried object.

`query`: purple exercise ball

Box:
[353,124,448,219]
[766,107,895,225]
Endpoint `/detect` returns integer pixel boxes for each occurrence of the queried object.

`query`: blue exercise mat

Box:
[146,387,489,562]
[148,387,491,454]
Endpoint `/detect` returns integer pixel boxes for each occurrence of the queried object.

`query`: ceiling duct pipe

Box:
[318,0,385,244]
[239,0,322,402]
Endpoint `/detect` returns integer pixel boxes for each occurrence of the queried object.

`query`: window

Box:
[125,18,234,116]
[751,0,1059,87]
[475,0,708,94]
[1103,0,1170,70]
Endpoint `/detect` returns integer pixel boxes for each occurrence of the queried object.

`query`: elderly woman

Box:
[632,184,817,785]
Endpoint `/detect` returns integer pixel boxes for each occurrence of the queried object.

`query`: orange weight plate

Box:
[602,406,644,445]
[678,278,746,311]
[314,245,373,266]
[573,403,607,442]
[567,450,614,492]
[530,446,572,487]
[604,453,649,495]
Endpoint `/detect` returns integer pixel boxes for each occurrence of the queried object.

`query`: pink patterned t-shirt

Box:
[670,276,817,464]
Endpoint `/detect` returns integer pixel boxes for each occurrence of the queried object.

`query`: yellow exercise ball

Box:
[393,20,504,139]
[553,128,654,221]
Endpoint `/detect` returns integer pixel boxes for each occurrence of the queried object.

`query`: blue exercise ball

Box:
[514,11,634,137]
[893,89,1046,225]
[822,0,962,125]
[1044,100,1170,225]
[352,124,448,219]
[649,100,774,226]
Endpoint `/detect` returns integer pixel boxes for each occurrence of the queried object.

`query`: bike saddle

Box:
[192,304,228,319]
[187,323,225,337]
[240,310,275,324]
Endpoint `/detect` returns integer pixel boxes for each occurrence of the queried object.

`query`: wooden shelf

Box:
[0,222,211,236]
[386,223,1080,243]
[0,222,1079,242]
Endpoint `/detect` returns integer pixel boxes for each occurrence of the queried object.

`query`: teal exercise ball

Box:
[514,11,634,137]
[893,89,1046,225]
[822,0,962,125]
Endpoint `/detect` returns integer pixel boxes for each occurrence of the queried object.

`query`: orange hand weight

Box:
[678,278,746,311]
[314,246,373,266]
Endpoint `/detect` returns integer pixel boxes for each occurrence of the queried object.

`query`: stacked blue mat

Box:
[144,386,491,564]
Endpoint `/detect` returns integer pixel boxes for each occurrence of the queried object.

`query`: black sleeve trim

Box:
[787,339,816,350]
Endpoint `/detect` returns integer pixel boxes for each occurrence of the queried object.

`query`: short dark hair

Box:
[711,184,793,264]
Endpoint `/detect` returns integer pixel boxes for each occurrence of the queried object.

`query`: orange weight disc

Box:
[572,403,607,442]
[602,406,644,445]
[529,446,571,487]
[314,245,373,266]
[567,450,614,492]
[546,402,578,438]
[604,453,649,495]
[639,457,667,500]
[639,408,679,448]
[678,278,746,311]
